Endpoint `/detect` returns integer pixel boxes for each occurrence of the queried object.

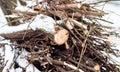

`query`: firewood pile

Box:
[0,0,120,72]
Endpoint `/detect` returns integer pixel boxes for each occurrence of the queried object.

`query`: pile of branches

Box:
[0,0,120,72]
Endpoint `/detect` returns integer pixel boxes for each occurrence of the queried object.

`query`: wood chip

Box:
[94,63,100,72]
[54,29,69,45]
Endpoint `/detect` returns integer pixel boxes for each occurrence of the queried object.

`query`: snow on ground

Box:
[0,14,55,34]
[100,1,120,29]
[0,7,7,27]
[101,36,120,69]
[101,1,120,65]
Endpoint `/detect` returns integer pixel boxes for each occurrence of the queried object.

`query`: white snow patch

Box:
[16,50,30,68]
[0,14,55,34]
[15,6,37,13]
[16,49,40,72]
[26,0,44,6]
[1,40,15,72]
[75,0,100,3]
[0,7,7,27]
[15,68,22,72]
[26,64,40,72]
[30,14,55,32]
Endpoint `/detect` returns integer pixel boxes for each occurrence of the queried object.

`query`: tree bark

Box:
[0,29,52,41]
